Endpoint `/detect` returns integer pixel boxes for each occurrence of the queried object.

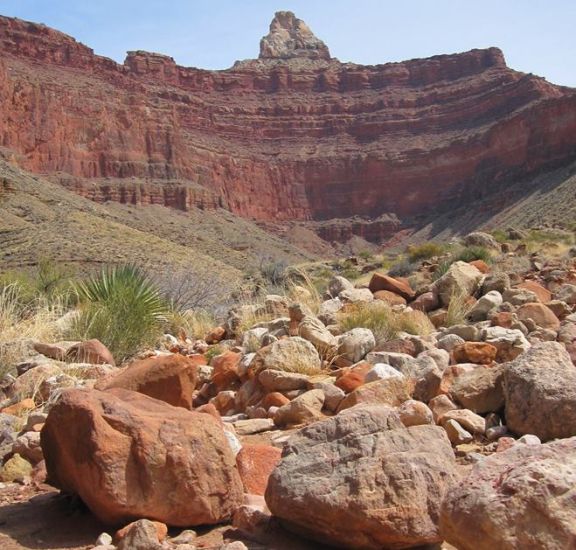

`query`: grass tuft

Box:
[339,302,433,344]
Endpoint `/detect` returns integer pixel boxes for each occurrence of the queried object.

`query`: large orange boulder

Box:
[368,273,415,300]
[236,444,282,496]
[96,354,201,408]
[41,388,243,526]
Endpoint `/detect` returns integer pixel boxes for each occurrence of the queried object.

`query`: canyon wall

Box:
[1,11,576,237]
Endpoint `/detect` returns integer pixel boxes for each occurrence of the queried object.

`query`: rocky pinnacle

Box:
[259,11,331,60]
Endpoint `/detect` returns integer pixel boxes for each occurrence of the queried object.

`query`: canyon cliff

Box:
[1,11,575,242]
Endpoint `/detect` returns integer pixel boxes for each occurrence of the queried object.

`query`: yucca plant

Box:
[71,265,169,363]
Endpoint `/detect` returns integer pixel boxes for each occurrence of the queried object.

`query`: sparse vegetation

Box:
[0,284,63,377]
[164,308,216,341]
[388,258,418,278]
[407,242,445,262]
[0,259,75,308]
[454,245,492,264]
[339,302,433,344]
[445,289,473,327]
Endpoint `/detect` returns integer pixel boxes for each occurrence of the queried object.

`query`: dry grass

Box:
[445,289,473,327]
[339,302,433,344]
[165,308,216,340]
[284,266,323,315]
[0,284,64,377]
[236,306,278,336]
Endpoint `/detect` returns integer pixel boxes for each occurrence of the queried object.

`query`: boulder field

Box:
[1,234,576,549]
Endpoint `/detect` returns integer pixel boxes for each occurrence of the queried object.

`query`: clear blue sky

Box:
[1,0,574,87]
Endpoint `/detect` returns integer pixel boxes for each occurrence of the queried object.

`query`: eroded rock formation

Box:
[1,11,576,241]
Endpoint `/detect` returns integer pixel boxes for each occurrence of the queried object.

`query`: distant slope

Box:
[0,161,316,280]
[406,161,576,243]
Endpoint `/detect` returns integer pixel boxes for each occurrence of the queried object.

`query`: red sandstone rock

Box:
[41,388,243,526]
[491,311,515,328]
[469,260,490,274]
[1,14,575,240]
[368,273,415,300]
[236,444,282,496]
[95,354,199,408]
[211,351,241,391]
[334,362,372,393]
[262,392,290,409]
[452,342,498,365]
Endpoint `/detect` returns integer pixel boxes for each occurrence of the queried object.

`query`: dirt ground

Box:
[0,483,246,550]
[0,482,335,550]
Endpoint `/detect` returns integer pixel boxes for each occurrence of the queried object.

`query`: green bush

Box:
[70,265,169,363]
[407,242,445,262]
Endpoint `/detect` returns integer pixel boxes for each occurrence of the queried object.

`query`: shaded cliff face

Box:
[1,12,576,233]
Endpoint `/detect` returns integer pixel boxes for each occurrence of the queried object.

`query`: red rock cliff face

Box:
[1,12,576,228]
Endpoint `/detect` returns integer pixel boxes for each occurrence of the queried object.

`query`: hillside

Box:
[0,160,316,279]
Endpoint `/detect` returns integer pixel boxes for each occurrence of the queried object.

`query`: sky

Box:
[0,0,575,87]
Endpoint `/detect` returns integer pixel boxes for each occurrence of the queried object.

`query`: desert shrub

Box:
[0,284,63,378]
[454,245,492,264]
[388,258,418,278]
[258,256,289,287]
[152,269,235,315]
[407,242,445,262]
[339,302,433,344]
[358,250,374,260]
[70,265,169,363]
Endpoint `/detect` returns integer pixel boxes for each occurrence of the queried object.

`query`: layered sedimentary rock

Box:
[1,11,576,238]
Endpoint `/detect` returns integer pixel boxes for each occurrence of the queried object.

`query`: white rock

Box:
[364,363,404,383]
